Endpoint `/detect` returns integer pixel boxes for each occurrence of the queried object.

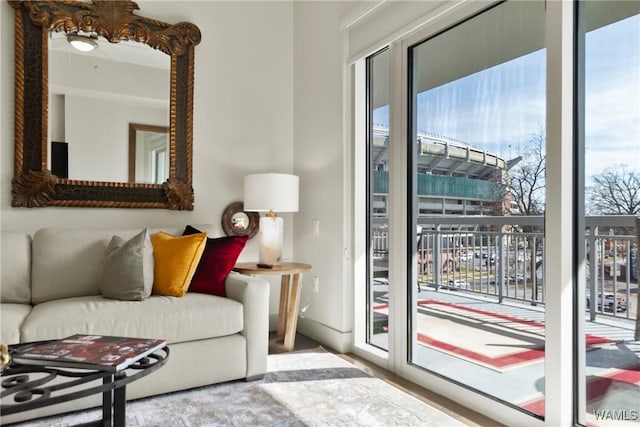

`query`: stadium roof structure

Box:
[371,126,519,181]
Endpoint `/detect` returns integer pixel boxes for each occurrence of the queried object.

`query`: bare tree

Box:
[589,171,639,339]
[509,130,546,216]
[588,167,640,215]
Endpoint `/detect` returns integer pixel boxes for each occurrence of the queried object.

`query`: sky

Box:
[373,13,639,180]
[584,14,640,177]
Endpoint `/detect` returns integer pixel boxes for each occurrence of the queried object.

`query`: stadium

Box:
[370,125,518,217]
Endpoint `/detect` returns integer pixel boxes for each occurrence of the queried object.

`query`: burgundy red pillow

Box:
[183,225,247,297]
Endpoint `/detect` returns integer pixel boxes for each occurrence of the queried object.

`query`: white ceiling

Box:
[372,1,640,109]
[49,31,170,71]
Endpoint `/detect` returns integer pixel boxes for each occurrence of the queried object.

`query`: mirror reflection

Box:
[221,202,260,239]
[129,123,170,184]
[48,32,170,183]
[231,212,250,231]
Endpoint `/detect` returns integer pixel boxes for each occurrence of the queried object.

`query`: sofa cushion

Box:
[1,232,32,304]
[30,227,201,304]
[20,293,243,344]
[32,229,129,304]
[151,232,207,297]
[29,226,222,304]
[1,304,32,344]
[183,225,248,297]
[100,229,154,301]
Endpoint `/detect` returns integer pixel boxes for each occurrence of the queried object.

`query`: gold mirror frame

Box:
[9,0,201,209]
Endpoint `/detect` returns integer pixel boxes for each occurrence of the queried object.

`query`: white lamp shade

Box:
[244,173,299,213]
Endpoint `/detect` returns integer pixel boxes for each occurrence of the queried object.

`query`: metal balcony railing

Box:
[371,215,638,322]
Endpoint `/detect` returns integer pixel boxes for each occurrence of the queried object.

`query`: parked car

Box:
[476,252,496,264]
[459,253,474,262]
[444,279,469,290]
[586,293,627,312]
[509,273,528,282]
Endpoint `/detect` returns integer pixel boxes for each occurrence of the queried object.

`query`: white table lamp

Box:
[244,173,299,267]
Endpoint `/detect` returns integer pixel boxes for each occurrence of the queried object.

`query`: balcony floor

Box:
[370,287,640,424]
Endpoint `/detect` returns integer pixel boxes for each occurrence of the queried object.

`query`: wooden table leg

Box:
[277,274,290,338]
[283,273,302,351]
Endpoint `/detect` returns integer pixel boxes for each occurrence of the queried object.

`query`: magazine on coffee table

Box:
[12,334,167,372]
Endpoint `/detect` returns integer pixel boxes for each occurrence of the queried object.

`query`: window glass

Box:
[579,2,640,425]
[408,1,547,416]
[367,48,390,350]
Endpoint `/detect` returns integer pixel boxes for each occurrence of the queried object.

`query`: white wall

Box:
[1,1,294,317]
[293,1,357,352]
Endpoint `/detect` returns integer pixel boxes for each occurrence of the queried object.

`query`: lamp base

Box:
[258,216,283,266]
[257,263,274,269]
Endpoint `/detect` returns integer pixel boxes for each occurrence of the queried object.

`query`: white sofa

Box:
[0,225,269,424]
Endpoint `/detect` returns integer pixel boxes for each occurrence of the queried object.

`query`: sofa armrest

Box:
[225,272,269,379]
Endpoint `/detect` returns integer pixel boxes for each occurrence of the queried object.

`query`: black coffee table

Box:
[1,342,169,426]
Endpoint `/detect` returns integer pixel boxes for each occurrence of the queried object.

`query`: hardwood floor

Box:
[270,332,505,427]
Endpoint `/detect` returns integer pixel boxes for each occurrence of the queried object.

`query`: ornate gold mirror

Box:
[10,0,201,209]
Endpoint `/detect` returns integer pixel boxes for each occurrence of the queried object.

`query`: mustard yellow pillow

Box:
[151,231,207,296]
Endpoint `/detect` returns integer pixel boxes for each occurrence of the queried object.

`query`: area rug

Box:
[15,348,466,427]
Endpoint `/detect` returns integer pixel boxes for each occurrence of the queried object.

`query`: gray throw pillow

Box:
[99,229,154,301]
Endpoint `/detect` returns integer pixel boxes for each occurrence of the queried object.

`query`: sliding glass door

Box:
[366,48,390,351]
[407,0,548,415]
[577,2,640,425]
[355,0,638,424]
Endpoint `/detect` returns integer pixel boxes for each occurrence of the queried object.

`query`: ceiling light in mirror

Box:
[67,34,98,52]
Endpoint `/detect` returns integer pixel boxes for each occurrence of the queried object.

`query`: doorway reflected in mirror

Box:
[128,123,170,184]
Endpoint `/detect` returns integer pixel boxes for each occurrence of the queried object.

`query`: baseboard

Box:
[296,318,353,353]
[268,314,352,353]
